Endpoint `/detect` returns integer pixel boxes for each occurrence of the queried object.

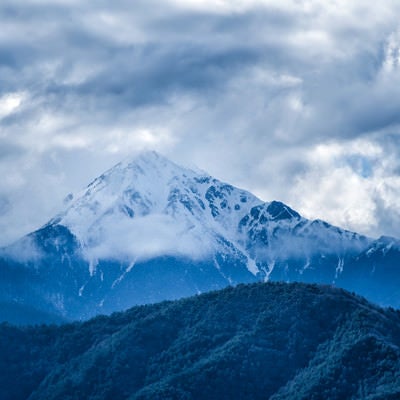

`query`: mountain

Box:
[0,151,399,323]
[1,282,400,400]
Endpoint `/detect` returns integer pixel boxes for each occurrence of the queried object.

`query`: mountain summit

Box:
[49,150,261,266]
[0,151,398,324]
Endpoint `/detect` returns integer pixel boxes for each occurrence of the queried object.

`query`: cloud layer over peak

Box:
[0,1,400,245]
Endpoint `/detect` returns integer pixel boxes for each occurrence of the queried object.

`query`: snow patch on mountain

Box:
[364,236,400,257]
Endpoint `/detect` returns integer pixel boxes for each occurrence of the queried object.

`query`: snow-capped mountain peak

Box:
[4,151,397,324]
[49,151,260,265]
[43,151,371,281]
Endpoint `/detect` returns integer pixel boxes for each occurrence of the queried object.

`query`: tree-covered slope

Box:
[1,282,400,400]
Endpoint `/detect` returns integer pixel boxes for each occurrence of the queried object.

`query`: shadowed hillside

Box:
[1,282,400,399]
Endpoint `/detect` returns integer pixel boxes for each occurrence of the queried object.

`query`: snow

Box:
[335,257,344,278]
[51,151,260,273]
[246,257,259,276]
[47,151,371,278]
[111,260,136,289]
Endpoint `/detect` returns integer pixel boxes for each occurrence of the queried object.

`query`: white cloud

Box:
[0,92,26,119]
[84,214,213,262]
[382,30,400,73]
[0,1,400,246]
[288,139,400,238]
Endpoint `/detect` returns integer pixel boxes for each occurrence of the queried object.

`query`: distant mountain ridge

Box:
[0,151,399,323]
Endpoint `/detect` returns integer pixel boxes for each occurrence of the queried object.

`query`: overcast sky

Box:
[1,0,400,246]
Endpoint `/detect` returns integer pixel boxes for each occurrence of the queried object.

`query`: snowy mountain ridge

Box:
[46,151,368,278]
[2,150,399,324]
[49,151,261,269]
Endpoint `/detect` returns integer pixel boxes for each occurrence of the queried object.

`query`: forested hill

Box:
[1,282,400,400]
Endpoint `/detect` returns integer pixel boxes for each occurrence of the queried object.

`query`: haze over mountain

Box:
[0,152,399,324]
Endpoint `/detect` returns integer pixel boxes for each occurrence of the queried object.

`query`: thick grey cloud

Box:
[1,0,400,245]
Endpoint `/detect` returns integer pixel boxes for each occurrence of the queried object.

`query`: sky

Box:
[1,0,400,246]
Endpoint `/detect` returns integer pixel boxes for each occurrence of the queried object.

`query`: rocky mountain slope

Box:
[0,151,398,323]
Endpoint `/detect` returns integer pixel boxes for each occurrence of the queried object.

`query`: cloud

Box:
[287,138,400,238]
[0,1,400,245]
[83,214,213,262]
[0,234,42,263]
[0,92,26,119]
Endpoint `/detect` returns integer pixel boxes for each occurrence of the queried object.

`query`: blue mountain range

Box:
[1,151,399,324]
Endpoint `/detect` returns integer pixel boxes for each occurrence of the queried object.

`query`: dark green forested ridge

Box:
[1,282,400,399]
